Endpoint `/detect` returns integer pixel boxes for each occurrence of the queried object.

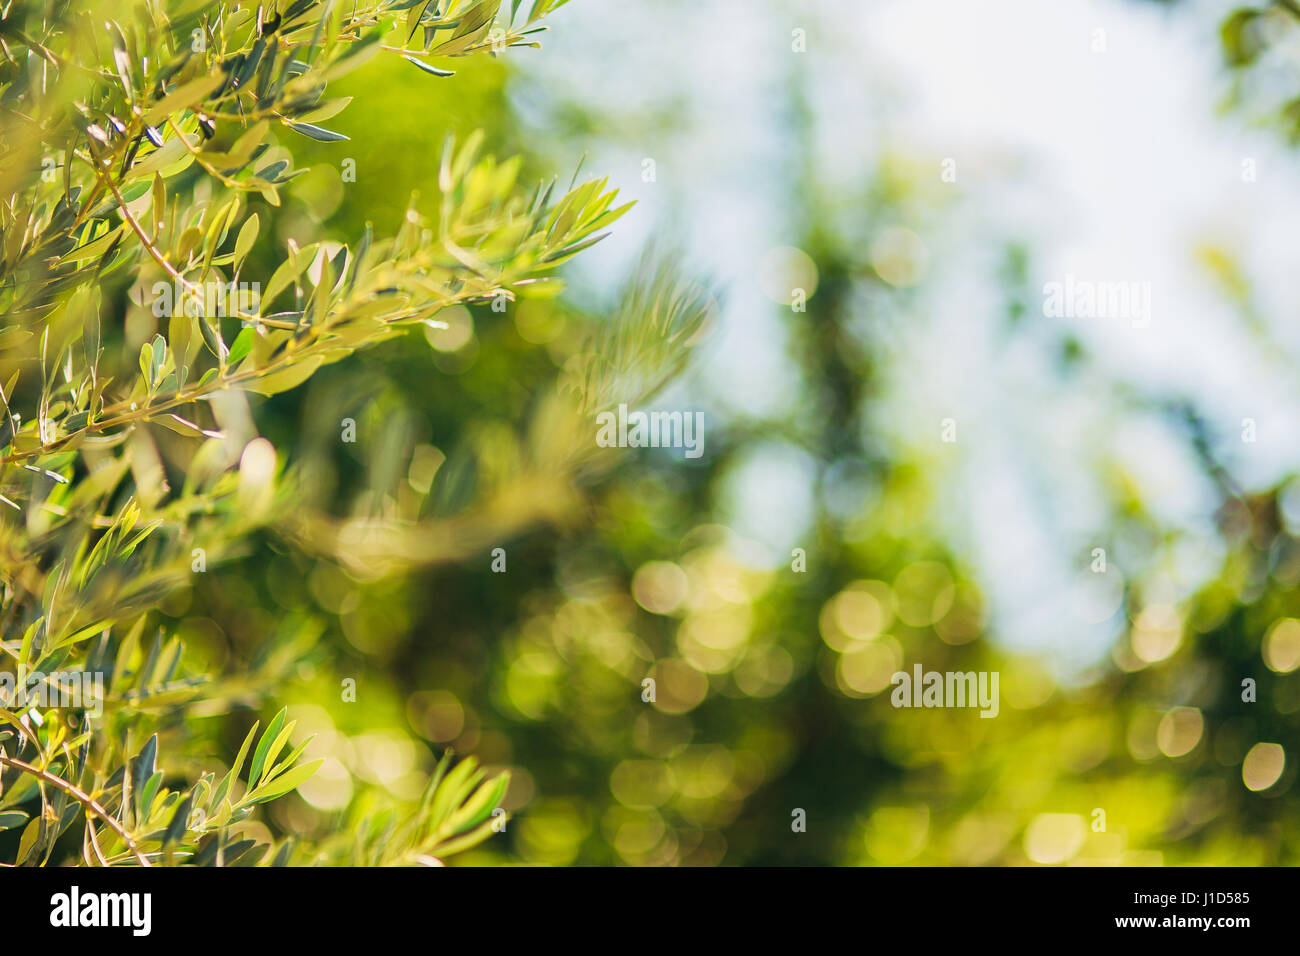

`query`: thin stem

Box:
[83,148,302,333]
[86,817,109,866]
[93,160,194,292]
[165,116,252,191]
[0,753,151,866]
[0,292,467,468]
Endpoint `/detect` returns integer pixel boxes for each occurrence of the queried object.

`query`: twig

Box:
[0,753,151,866]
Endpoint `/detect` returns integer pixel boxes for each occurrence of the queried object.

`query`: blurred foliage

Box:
[1221,2,1300,140]
[219,0,1298,862]
[3,0,1297,871]
[326,0,1293,867]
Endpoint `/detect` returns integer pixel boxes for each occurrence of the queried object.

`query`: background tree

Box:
[0,0,702,866]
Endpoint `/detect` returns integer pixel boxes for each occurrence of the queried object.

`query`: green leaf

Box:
[429,756,480,828]
[403,54,455,77]
[163,794,193,847]
[285,122,350,143]
[247,759,323,803]
[227,327,256,366]
[15,818,40,864]
[263,734,315,785]
[18,618,40,669]
[151,413,223,439]
[63,224,124,264]
[271,839,295,866]
[529,0,573,25]
[235,214,260,267]
[542,230,611,265]
[263,252,313,307]
[140,770,164,820]
[142,73,225,126]
[428,818,500,857]
[139,341,155,387]
[246,355,324,395]
[248,707,287,787]
[200,318,227,363]
[132,734,158,813]
[446,771,509,834]
[214,720,260,806]
[419,749,454,817]
[256,720,296,785]
[151,333,167,379]
[118,518,163,558]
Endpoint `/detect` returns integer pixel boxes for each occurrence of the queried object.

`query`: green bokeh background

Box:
[145,3,1300,866]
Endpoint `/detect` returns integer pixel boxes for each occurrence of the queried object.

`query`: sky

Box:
[515,0,1300,672]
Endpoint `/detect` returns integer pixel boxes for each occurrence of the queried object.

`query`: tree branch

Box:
[0,753,151,867]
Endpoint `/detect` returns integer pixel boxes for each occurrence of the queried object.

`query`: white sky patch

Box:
[519,0,1300,669]
[716,441,818,564]
[849,0,1300,666]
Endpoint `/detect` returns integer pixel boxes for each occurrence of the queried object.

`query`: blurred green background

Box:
[154,0,1300,865]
